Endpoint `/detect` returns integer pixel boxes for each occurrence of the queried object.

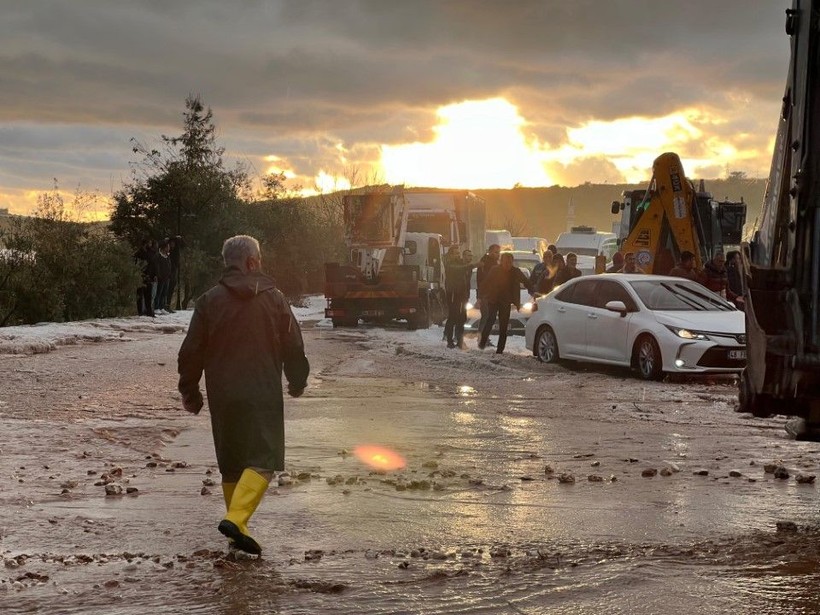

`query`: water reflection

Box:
[457,385,476,397]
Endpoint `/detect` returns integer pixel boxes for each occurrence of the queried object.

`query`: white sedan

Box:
[524,274,746,379]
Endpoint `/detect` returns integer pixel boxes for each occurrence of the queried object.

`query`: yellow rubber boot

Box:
[217,469,268,555]
[221,482,236,511]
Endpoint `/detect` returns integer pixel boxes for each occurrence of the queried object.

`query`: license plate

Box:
[728,349,746,360]
[361,310,384,317]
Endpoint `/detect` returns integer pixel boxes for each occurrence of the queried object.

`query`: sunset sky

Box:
[1,1,791,217]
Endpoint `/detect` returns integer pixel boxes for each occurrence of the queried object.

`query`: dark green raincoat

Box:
[178,267,309,482]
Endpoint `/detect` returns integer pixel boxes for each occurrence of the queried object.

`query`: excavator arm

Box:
[620,152,705,274]
[740,0,820,424]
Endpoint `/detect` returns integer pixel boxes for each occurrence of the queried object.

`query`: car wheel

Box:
[535,326,559,363]
[634,335,662,380]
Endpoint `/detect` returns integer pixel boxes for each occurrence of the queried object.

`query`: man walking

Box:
[478,252,534,354]
[476,244,501,344]
[178,235,309,555]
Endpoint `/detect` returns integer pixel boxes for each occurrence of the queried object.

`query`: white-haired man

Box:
[178,235,309,555]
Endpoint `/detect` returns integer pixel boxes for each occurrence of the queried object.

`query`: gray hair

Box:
[222,235,261,268]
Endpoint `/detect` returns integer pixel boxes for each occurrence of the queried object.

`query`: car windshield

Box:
[630,280,735,311]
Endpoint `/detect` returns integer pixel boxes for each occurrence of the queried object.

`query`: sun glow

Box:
[376,99,766,188]
[381,98,554,189]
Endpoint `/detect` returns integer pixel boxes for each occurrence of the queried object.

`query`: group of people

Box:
[134,236,184,317]
[669,249,744,307]
[442,242,586,355]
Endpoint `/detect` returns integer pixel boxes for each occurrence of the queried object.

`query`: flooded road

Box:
[1,320,820,613]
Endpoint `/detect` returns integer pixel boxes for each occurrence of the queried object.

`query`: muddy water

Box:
[2,326,820,613]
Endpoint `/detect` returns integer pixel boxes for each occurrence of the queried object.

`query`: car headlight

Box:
[666,326,708,340]
[465,302,474,310]
[521,302,534,312]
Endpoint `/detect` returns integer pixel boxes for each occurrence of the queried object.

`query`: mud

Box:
[1,320,819,613]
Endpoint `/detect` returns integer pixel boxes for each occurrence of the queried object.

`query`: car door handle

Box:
[557,307,566,313]
[587,314,598,319]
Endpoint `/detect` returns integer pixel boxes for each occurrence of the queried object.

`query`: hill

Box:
[473,178,766,242]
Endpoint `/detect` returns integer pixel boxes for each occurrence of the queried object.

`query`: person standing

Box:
[134,238,155,317]
[457,249,475,349]
[554,252,582,285]
[153,241,172,315]
[178,235,309,555]
[725,250,744,309]
[478,252,534,354]
[669,250,703,282]
[166,235,185,312]
[443,247,476,349]
[606,251,624,273]
[530,250,555,294]
[619,252,645,274]
[702,251,735,300]
[476,244,501,344]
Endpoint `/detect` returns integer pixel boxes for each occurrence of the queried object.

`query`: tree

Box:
[110,95,250,306]
[489,211,528,236]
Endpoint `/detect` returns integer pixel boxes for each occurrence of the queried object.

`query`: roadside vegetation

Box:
[1,95,347,326]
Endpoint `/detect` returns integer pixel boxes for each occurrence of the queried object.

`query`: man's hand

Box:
[288,386,305,398]
[183,395,203,415]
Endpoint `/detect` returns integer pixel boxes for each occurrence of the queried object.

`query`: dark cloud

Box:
[0,0,793,209]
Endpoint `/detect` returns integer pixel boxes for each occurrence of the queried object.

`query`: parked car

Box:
[464,251,539,335]
[524,274,746,379]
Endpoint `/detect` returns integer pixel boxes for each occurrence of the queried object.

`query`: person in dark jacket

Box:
[178,235,310,555]
[669,250,703,282]
[166,235,185,312]
[530,250,555,294]
[443,247,476,349]
[478,252,534,354]
[725,250,744,309]
[702,251,735,301]
[134,238,156,317]
[606,251,624,273]
[554,252,582,285]
[153,241,172,314]
[476,244,501,344]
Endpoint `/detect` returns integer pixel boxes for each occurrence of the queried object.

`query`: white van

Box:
[511,236,549,257]
[485,229,514,252]
[554,226,618,274]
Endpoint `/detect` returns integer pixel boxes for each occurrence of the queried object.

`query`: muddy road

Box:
[1,316,819,614]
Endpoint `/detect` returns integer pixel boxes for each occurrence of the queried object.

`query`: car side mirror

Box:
[605,300,627,316]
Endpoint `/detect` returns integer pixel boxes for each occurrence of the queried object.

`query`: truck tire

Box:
[738,369,769,417]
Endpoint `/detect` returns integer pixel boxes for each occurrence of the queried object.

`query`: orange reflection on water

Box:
[353,445,406,471]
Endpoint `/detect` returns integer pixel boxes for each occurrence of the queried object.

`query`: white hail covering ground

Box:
[0,294,532,357]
